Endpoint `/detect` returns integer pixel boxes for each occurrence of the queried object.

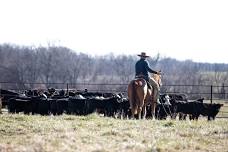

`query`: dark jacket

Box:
[135,58,157,81]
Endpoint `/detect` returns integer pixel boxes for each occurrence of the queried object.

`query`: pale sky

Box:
[0,0,228,63]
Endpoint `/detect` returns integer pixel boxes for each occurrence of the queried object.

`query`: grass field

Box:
[217,104,228,118]
[0,113,228,152]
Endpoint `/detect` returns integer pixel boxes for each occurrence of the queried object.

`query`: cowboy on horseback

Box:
[135,52,161,104]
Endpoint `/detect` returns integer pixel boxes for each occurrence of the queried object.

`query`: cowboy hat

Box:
[137,52,149,58]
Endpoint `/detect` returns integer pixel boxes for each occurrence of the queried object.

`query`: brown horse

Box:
[127,73,162,119]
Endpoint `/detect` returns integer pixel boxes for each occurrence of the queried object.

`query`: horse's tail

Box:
[133,79,144,115]
[132,80,138,115]
[128,79,145,115]
[128,80,137,115]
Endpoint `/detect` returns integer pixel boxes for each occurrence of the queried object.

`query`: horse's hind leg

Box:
[142,106,147,119]
[131,107,137,119]
[151,102,156,119]
[137,107,142,119]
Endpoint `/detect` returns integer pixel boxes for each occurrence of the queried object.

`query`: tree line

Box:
[1,43,228,99]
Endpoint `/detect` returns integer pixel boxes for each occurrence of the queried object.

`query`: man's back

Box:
[135,58,149,78]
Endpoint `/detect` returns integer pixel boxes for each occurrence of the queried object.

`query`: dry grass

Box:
[216,101,228,118]
[0,113,228,152]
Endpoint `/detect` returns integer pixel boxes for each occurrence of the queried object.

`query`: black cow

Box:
[56,98,69,115]
[175,101,223,120]
[168,93,188,102]
[189,103,223,120]
[155,104,176,120]
[29,96,50,115]
[8,97,32,114]
[116,98,130,119]
[154,94,176,120]
[30,96,40,115]
[0,89,19,107]
[86,97,107,116]
[37,98,50,115]
[49,96,68,115]
[102,96,122,117]
[49,99,58,115]
[85,95,123,117]
[157,95,205,120]
[68,96,87,115]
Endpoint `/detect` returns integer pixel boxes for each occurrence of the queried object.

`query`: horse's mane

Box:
[151,73,162,86]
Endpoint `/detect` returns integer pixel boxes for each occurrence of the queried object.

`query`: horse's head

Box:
[152,70,162,87]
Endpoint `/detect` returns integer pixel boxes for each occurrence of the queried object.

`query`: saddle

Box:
[135,75,152,89]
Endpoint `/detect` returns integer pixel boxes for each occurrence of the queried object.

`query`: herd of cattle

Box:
[0,89,223,120]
